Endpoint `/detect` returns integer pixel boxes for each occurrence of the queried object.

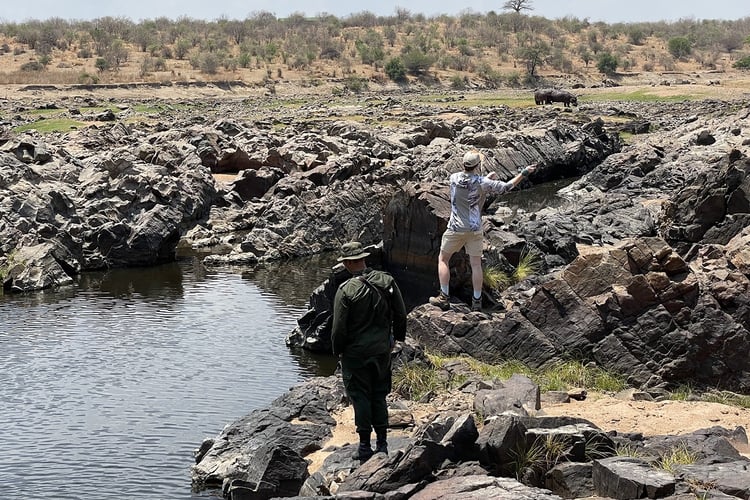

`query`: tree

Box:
[400,46,435,75]
[502,0,534,13]
[668,37,692,60]
[95,57,109,73]
[355,30,385,66]
[516,40,549,77]
[503,0,533,32]
[385,57,407,82]
[578,45,593,68]
[597,52,618,75]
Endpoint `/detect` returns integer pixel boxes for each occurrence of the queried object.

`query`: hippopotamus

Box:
[533,88,578,107]
[534,88,552,105]
[548,89,578,107]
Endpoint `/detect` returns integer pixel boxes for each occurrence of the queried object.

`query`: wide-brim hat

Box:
[337,241,370,262]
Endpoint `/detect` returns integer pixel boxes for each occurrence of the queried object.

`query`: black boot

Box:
[353,442,374,462]
[352,431,373,462]
[375,432,388,455]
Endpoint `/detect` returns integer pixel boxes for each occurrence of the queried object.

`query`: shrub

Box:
[733,55,750,69]
[20,60,44,72]
[200,52,221,74]
[668,37,692,59]
[384,57,407,82]
[77,72,99,84]
[597,52,619,75]
[343,75,368,93]
[450,74,467,90]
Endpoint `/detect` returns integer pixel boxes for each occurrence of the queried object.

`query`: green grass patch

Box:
[483,247,543,293]
[26,108,67,116]
[416,94,533,108]
[80,105,122,113]
[538,360,626,393]
[585,89,701,103]
[700,391,750,409]
[393,354,627,402]
[616,442,645,458]
[669,387,750,409]
[392,363,449,401]
[13,118,86,133]
[132,104,163,113]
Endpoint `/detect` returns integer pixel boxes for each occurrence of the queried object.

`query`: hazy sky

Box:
[1,0,748,24]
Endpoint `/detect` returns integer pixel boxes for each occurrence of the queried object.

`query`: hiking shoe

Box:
[375,440,388,455]
[471,296,482,312]
[429,292,450,311]
[352,443,374,462]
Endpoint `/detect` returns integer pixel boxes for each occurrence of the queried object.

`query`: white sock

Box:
[473,290,481,300]
[440,285,449,296]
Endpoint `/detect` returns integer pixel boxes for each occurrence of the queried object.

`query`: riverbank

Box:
[305,385,750,475]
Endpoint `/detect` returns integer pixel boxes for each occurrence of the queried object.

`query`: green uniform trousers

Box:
[341,352,391,436]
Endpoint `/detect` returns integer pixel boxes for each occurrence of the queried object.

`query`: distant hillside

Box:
[1,11,749,91]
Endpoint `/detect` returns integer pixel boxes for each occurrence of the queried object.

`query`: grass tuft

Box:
[656,442,698,473]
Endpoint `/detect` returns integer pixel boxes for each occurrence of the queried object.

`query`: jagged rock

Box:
[408,235,750,391]
[593,456,676,499]
[409,475,564,499]
[675,461,750,499]
[545,462,595,499]
[191,376,346,491]
[474,374,541,417]
[2,242,74,291]
[476,414,528,476]
[223,443,309,499]
[526,424,616,463]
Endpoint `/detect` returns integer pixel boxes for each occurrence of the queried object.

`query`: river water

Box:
[0,254,337,500]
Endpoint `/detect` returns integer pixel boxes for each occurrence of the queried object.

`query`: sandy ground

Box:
[306,391,750,474]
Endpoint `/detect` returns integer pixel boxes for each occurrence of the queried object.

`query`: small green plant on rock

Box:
[483,247,542,293]
[510,434,571,483]
[616,442,645,458]
[656,442,698,473]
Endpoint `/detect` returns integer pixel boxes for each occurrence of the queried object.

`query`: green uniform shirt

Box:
[331,269,407,362]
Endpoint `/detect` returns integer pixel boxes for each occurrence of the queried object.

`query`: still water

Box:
[0,254,337,500]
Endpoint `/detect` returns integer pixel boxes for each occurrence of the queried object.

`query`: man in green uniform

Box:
[331,241,407,463]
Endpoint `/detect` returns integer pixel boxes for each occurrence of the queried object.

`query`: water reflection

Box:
[242,252,339,308]
[0,255,338,500]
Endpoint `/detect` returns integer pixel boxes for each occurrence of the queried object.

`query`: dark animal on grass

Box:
[534,88,552,105]
[548,89,578,107]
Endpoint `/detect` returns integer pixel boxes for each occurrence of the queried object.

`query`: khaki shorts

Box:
[440,229,483,257]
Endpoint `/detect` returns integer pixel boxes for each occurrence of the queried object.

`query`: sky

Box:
[1,0,749,24]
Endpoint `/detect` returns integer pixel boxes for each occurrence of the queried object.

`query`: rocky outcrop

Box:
[408,235,750,391]
[192,365,749,500]
[191,376,346,494]
[0,135,217,292]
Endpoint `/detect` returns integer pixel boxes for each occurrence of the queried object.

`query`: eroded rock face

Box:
[408,235,750,391]
[1,136,217,292]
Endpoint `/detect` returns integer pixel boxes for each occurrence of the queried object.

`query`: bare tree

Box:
[503,0,534,33]
[502,0,534,14]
